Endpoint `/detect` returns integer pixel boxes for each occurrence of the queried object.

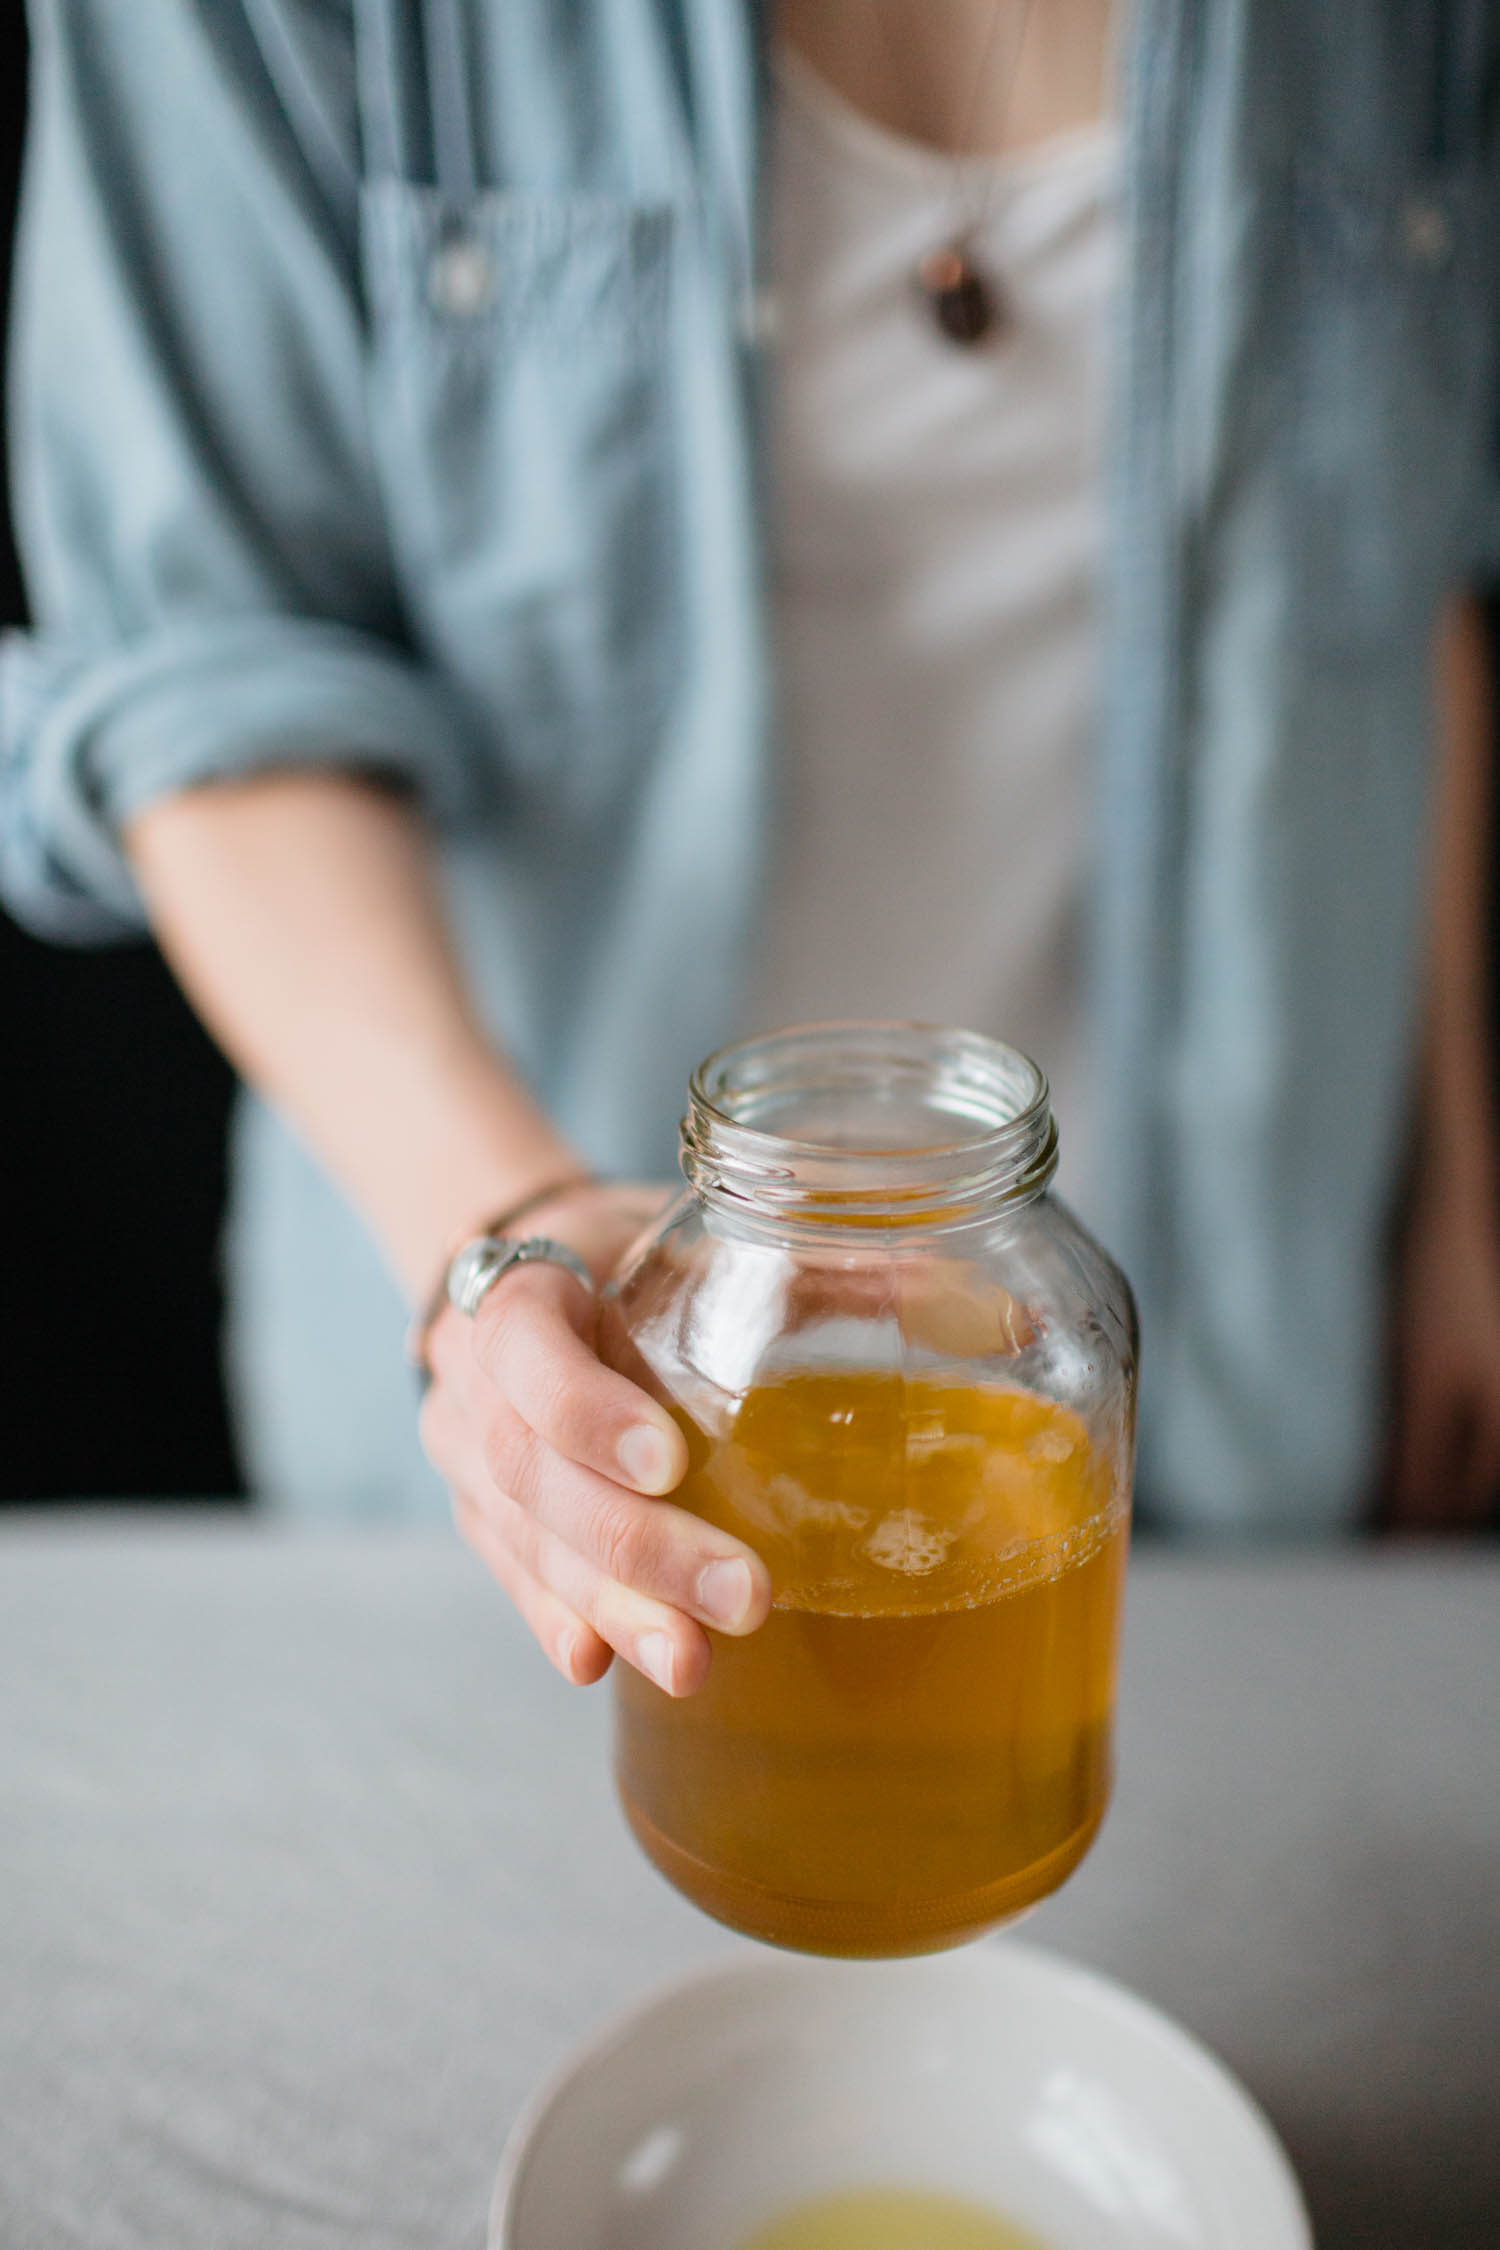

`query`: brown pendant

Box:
[916,241,1002,346]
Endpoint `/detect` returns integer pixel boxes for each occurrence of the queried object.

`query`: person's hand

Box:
[1384,1163,1500,1533]
[419,1181,773,1690]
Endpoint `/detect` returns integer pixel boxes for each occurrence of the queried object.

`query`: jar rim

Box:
[681,1020,1059,1229]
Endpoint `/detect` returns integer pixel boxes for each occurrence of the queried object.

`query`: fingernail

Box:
[636,1631,676,1693]
[697,1557,754,1630]
[618,1423,675,1492]
[557,1629,579,1680]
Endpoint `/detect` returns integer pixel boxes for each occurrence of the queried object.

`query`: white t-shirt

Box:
[745,51,1119,1204]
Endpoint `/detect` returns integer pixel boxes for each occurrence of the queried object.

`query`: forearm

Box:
[1384,593,1500,1528]
[1424,594,1499,1213]
[125,770,576,1299]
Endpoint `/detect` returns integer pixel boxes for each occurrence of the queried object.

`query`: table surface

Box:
[2,1519,1497,2250]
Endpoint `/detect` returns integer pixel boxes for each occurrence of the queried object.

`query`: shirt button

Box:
[1398,196,1450,266]
[429,234,497,317]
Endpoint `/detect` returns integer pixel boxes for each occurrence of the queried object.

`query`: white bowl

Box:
[491,1942,1312,2250]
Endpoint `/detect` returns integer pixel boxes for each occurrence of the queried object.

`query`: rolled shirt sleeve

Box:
[2,0,486,942]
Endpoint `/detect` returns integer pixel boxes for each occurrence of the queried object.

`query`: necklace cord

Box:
[873,0,1038,231]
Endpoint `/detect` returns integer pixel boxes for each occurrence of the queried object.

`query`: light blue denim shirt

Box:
[5,1,1499,1531]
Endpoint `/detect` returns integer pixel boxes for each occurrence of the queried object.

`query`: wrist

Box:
[366,1033,578,1292]
[404,1170,601,1380]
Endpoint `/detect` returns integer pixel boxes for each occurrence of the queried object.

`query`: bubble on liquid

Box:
[860,1508,956,1575]
[1026,1423,1077,1464]
[768,1474,869,1534]
[908,1425,986,1466]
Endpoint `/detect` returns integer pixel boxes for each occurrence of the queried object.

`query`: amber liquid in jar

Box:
[615,1368,1126,1957]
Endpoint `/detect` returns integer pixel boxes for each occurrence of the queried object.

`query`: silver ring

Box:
[446,1234,595,1320]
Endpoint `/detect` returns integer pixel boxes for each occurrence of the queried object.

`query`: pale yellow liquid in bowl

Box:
[615,1371,1127,1955]
[732,2185,1053,2250]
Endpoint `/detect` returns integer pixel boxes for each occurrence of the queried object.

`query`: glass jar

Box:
[599,1023,1137,1957]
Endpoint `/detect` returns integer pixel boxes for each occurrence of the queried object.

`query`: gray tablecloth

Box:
[2,1520,1496,2250]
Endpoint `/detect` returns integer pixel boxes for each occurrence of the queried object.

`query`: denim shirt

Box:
[5,1,1499,1530]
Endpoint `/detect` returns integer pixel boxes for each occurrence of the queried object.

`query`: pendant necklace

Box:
[887,0,1038,346]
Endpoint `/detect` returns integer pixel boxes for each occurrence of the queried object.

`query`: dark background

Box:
[1,12,242,1502]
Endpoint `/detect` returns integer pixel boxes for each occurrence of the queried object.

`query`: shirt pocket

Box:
[361,180,683,808]
[1289,161,1490,660]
